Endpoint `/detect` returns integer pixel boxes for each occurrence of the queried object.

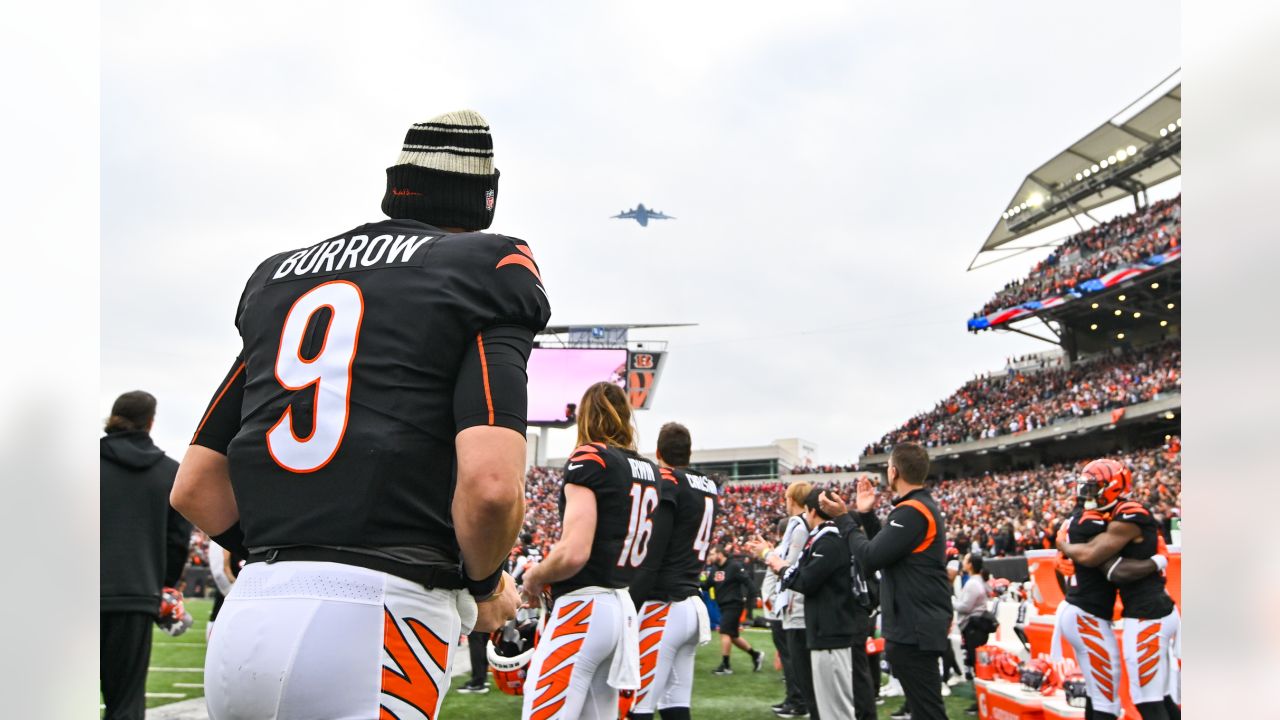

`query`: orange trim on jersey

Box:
[476,333,494,425]
[897,499,937,554]
[381,608,448,720]
[550,599,593,639]
[659,467,679,484]
[1080,510,1106,522]
[569,445,607,468]
[191,361,245,444]
[495,254,542,281]
[515,244,536,259]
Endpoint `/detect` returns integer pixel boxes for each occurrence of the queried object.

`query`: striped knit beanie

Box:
[381,110,499,230]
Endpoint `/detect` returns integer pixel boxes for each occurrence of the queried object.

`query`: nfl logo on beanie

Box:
[381,110,500,231]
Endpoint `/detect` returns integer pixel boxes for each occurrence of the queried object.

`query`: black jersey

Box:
[1063,509,1117,619]
[707,556,751,607]
[551,443,663,598]
[190,220,550,564]
[652,467,719,600]
[1112,500,1175,619]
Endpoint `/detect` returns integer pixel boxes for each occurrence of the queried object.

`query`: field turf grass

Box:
[132,607,978,718]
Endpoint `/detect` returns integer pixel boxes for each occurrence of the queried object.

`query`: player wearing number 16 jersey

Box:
[519,382,661,720]
[628,422,718,720]
[171,111,550,720]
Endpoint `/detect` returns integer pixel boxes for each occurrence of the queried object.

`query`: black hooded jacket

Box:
[100,431,191,614]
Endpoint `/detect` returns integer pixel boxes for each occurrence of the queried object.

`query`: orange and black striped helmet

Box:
[1075,458,1133,509]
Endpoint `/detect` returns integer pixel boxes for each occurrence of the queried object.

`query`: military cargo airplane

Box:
[611,204,675,227]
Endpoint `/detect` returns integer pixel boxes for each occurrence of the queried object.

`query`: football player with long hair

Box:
[518,382,663,720]
[1057,458,1181,720]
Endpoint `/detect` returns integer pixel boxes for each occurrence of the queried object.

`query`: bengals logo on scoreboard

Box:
[632,353,654,369]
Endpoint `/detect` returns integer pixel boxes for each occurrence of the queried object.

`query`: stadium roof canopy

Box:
[970,70,1182,270]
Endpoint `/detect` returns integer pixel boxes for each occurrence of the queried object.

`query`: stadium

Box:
[110,67,1185,720]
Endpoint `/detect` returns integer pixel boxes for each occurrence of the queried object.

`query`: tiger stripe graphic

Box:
[526,599,595,720]
[381,607,450,719]
[634,601,671,707]
[1076,613,1116,701]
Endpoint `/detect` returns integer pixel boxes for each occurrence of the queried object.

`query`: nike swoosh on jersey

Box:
[1122,514,1137,519]
[890,520,905,527]
[567,463,583,470]
[1089,520,1105,525]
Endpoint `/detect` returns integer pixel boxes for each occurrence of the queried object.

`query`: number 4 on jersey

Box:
[266,280,364,473]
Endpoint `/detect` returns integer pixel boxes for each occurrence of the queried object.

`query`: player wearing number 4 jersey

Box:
[519,382,661,720]
[627,422,718,720]
[171,110,549,720]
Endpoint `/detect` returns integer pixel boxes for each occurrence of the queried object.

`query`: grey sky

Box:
[101,1,1181,463]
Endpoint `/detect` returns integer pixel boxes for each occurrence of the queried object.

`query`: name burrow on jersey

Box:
[272,234,434,280]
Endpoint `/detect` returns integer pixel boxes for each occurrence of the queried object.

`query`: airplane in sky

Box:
[611,203,675,227]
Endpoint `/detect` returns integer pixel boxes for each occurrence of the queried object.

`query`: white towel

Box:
[607,588,641,690]
[693,595,712,646]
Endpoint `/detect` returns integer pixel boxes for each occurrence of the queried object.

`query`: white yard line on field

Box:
[172,683,204,689]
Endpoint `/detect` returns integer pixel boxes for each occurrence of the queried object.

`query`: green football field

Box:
[131,599,977,718]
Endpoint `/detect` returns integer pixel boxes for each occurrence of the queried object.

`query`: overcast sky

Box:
[101,1,1181,464]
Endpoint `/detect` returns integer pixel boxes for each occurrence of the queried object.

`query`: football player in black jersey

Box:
[171,111,549,720]
[627,422,719,720]
[1057,458,1181,720]
[518,382,664,720]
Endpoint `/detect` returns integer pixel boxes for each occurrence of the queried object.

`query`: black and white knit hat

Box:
[381,110,499,230]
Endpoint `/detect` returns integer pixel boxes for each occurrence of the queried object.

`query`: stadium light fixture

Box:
[1083,168,1092,177]
[1116,150,1128,161]
[1133,312,1142,318]
[1127,144,1137,155]
[1116,332,1126,340]
[1076,173,1083,181]
[1107,155,1117,164]
[1091,302,1099,309]
[1091,164,1100,173]
[1100,160,1109,169]
[1164,411,1175,420]
[1177,118,1181,127]
[1160,320,1168,327]
[1114,309,1122,316]
[1151,282,1160,289]
[1168,123,1177,132]
[1160,128,1168,137]
[1028,192,1044,207]
[1167,302,1176,309]
[1090,323,1098,330]
[1118,294,1126,301]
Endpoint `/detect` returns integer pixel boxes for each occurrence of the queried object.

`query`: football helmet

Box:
[1063,671,1088,707]
[994,652,1022,683]
[487,607,542,696]
[1019,657,1050,692]
[156,587,193,637]
[1074,458,1132,510]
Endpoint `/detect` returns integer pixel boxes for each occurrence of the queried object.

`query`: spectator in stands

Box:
[100,391,191,720]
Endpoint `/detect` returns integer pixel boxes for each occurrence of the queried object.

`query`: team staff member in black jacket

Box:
[101,391,192,720]
[822,443,951,720]
[772,488,857,719]
[704,546,765,674]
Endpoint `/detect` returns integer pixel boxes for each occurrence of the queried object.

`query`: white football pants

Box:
[204,560,476,720]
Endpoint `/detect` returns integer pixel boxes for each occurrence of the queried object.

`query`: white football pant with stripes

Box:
[204,560,476,720]
[632,595,705,715]
[1121,607,1181,705]
[521,588,627,720]
[1051,601,1124,717]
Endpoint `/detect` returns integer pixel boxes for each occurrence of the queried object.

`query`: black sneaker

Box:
[965,703,979,716]
[752,649,765,672]
[773,705,808,718]
[457,682,489,694]
[771,701,786,711]
[712,665,733,675]
[888,708,911,719]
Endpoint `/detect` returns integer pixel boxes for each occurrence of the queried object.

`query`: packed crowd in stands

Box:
[975,195,1181,318]
[515,438,1180,560]
[862,338,1180,455]
[788,463,861,475]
